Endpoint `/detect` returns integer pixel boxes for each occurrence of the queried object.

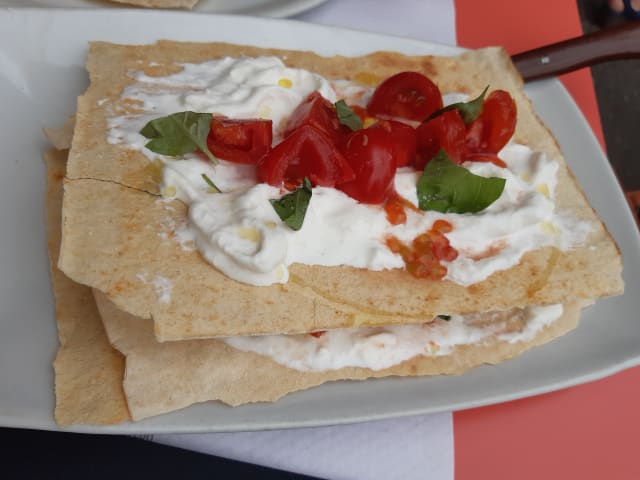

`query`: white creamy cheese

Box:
[224,304,564,371]
[108,56,592,287]
[108,56,336,150]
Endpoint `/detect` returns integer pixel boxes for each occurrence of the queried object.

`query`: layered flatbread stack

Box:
[45,41,623,426]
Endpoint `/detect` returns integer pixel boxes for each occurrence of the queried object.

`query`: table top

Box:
[2,0,638,478]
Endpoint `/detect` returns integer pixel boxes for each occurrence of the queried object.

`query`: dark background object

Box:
[1,427,321,480]
[579,0,640,196]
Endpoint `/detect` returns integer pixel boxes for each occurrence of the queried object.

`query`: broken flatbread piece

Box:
[45,148,130,426]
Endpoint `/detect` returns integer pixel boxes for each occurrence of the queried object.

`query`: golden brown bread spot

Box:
[526,248,559,298]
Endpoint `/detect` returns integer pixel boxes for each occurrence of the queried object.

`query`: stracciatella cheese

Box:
[107,56,592,287]
[224,304,565,371]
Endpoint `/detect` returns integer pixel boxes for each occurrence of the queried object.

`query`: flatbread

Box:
[58,41,623,339]
[44,148,131,426]
[94,289,586,421]
[110,0,198,9]
[45,152,587,424]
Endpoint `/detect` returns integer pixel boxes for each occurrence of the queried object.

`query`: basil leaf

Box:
[140,111,218,164]
[424,86,489,124]
[269,177,313,231]
[201,173,221,193]
[437,315,451,321]
[417,149,505,213]
[335,100,362,131]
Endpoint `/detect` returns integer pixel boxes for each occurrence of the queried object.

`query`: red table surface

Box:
[453,1,640,478]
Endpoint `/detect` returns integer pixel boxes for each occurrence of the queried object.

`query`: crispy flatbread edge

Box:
[109,0,198,9]
[94,289,589,421]
[44,148,131,426]
[58,41,623,339]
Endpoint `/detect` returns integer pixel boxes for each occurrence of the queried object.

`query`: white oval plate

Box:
[0,8,638,434]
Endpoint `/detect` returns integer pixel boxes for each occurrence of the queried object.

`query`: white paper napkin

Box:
[154,414,453,480]
[154,1,458,479]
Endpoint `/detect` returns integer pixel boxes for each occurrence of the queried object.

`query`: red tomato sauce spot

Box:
[385,220,458,280]
[383,193,421,225]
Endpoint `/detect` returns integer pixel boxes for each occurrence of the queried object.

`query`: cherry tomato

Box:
[465,90,517,154]
[284,91,349,143]
[367,72,443,121]
[257,125,355,187]
[414,109,466,170]
[369,120,417,167]
[206,117,272,164]
[337,128,397,204]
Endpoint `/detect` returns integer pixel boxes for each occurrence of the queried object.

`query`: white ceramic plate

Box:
[0,0,327,17]
[0,9,638,434]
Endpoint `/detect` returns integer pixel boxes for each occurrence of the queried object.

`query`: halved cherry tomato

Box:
[206,117,273,164]
[369,120,417,167]
[414,109,466,170]
[465,90,517,154]
[337,127,397,204]
[257,125,355,187]
[367,72,443,121]
[284,91,349,143]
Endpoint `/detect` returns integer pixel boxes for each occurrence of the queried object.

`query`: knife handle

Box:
[512,21,640,81]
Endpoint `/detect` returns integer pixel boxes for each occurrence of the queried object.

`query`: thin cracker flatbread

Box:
[94,289,586,421]
[59,41,623,340]
[45,148,131,426]
[45,154,587,424]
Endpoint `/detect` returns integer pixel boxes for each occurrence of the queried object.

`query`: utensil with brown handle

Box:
[512,20,640,81]
[512,21,640,226]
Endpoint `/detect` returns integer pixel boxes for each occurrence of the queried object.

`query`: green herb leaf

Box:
[335,100,363,131]
[424,86,489,124]
[201,173,221,193]
[417,149,505,213]
[270,177,313,231]
[437,315,451,321]
[140,111,218,164]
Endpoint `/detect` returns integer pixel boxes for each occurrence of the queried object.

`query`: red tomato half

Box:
[367,72,443,121]
[369,120,417,167]
[337,128,397,204]
[284,91,349,143]
[465,90,517,154]
[414,109,466,170]
[257,125,355,187]
[206,117,272,164]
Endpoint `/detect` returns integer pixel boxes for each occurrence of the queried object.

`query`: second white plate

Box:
[0,0,327,17]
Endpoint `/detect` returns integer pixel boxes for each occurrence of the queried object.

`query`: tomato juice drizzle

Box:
[383,192,421,225]
[385,220,458,280]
